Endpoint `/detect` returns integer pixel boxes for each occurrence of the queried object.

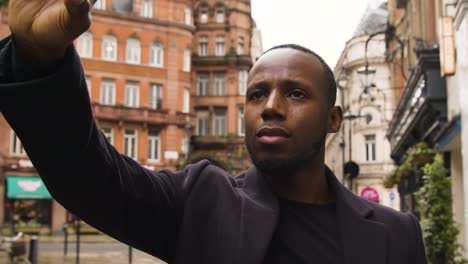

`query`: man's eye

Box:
[289,90,305,99]
[249,91,266,100]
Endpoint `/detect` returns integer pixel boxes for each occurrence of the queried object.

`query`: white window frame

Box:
[216,9,224,23]
[101,127,114,145]
[199,36,208,56]
[141,0,153,18]
[181,133,189,154]
[183,87,190,113]
[102,34,117,61]
[215,36,225,56]
[100,79,116,105]
[126,38,141,64]
[85,75,92,96]
[10,130,26,156]
[149,84,162,110]
[147,131,161,162]
[239,70,248,95]
[238,106,245,136]
[184,7,191,25]
[237,37,244,55]
[365,134,377,161]
[200,11,208,23]
[77,32,93,58]
[183,48,191,72]
[94,0,106,10]
[214,109,227,136]
[150,42,164,67]
[197,111,210,136]
[124,128,138,160]
[214,73,226,96]
[125,81,140,108]
[197,74,210,96]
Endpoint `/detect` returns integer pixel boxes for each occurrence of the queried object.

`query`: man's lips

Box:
[256,126,291,144]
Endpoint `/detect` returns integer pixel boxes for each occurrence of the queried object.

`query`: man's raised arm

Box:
[0,0,202,261]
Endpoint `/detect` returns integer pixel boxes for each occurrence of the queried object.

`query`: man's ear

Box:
[327,106,343,133]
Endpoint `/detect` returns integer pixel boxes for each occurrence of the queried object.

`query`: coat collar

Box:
[239,165,387,264]
[325,166,388,264]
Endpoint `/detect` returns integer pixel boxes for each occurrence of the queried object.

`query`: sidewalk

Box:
[37,234,116,243]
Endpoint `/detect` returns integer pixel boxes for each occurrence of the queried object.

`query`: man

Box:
[0,0,426,263]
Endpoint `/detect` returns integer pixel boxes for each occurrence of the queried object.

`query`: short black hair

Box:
[263,44,337,107]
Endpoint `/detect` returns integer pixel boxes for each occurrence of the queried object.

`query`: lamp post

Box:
[336,70,348,183]
[342,111,369,192]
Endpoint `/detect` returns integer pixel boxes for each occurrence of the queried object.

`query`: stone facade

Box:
[326,4,400,211]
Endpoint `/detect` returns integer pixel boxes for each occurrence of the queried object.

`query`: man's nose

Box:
[261,89,286,120]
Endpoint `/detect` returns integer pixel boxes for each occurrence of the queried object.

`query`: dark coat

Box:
[0,36,426,264]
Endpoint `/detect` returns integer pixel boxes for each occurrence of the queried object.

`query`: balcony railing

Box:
[386,46,447,162]
[92,103,190,127]
[192,54,252,67]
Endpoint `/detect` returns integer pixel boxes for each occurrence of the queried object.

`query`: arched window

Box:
[237,37,244,55]
[184,7,191,25]
[141,0,153,18]
[183,48,191,72]
[95,0,106,10]
[126,38,141,64]
[200,10,208,23]
[102,34,117,61]
[199,36,208,56]
[216,9,224,23]
[77,32,93,58]
[150,42,164,67]
[215,35,225,56]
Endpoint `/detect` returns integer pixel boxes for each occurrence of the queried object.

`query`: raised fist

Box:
[8,0,94,64]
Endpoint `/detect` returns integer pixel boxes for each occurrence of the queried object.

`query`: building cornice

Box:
[92,10,196,33]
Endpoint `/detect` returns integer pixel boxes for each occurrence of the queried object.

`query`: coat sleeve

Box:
[0,36,205,262]
[408,213,427,264]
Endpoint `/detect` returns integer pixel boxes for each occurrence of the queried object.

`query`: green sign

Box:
[6,176,52,199]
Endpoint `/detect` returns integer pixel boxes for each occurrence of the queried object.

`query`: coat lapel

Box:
[326,168,388,264]
[238,166,279,264]
[237,166,388,264]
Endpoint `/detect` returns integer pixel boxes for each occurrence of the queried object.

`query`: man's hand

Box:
[8,0,94,65]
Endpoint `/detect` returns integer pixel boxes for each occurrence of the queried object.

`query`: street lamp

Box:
[342,111,370,192]
[336,70,348,182]
[357,64,377,94]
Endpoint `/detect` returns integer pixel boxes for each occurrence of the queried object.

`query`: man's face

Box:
[244,48,341,174]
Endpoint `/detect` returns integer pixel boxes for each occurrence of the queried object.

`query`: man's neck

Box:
[264,157,335,204]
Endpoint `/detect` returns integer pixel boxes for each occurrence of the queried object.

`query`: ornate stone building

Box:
[326,3,400,211]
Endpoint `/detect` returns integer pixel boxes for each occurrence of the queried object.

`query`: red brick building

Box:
[188,0,254,174]
[0,0,258,234]
[0,0,195,234]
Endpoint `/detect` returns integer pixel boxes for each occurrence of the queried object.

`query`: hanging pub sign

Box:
[440,16,456,76]
[360,187,379,202]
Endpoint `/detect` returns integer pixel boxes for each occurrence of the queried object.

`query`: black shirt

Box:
[263,199,343,264]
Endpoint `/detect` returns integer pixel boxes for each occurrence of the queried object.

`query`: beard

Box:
[246,131,327,176]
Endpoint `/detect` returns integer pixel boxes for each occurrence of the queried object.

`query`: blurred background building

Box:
[326,3,399,211]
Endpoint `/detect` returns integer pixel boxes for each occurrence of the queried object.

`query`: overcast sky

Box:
[251,0,385,69]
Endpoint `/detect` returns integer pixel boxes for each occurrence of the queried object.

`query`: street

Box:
[1,240,167,264]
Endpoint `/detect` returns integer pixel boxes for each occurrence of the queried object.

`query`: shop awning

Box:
[6,176,52,199]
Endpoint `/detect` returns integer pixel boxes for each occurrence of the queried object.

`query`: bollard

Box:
[128,246,133,264]
[76,220,80,264]
[63,224,68,256]
[28,235,38,264]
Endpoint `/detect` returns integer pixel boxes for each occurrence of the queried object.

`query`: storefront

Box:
[3,176,53,234]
